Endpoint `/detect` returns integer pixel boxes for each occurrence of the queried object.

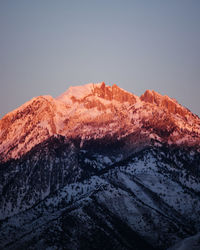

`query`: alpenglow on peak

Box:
[56,82,137,104]
[0,81,200,162]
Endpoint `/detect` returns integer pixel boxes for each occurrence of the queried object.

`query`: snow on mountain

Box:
[0,144,199,249]
[0,82,200,163]
[0,95,56,161]
[56,82,101,104]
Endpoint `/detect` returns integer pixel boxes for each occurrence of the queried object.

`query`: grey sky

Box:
[0,0,200,118]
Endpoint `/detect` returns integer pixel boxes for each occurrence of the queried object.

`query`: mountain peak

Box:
[56,82,97,103]
[57,82,137,105]
[140,89,188,116]
[141,89,169,103]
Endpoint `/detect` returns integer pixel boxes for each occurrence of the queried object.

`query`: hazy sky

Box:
[1,0,200,118]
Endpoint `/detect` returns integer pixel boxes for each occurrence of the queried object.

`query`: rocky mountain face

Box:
[0,82,200,250]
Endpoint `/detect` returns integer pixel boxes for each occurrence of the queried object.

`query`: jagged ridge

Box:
[0,82,200,162]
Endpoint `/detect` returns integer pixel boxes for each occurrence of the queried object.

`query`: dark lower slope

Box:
[0,136,200,249]
[2,199,156,250]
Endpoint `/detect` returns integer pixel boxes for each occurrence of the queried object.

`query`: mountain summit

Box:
[57,82,137,104]
[0,82,200,162]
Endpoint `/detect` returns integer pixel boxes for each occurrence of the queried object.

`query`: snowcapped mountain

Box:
[1,82,199,162]
[0,82,200,250]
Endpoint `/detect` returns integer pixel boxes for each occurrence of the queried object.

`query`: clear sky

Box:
[1,0,200,118]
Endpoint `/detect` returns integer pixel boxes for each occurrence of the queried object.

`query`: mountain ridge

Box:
[0,82,200,163]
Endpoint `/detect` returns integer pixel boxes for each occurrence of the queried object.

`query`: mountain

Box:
[0,82,200,250]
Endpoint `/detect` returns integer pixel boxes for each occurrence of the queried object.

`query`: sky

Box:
[0,0,200,118]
